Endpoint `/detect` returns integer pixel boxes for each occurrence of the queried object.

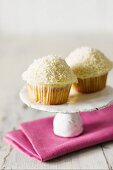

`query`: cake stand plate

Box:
[19,85,113,113]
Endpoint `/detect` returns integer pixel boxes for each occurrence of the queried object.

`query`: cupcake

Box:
[66,47,113,93]
[22,55,77,105]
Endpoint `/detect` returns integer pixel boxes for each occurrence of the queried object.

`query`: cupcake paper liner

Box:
[37,85,71,105]
[27,84,38,102]
[73,73,108,93]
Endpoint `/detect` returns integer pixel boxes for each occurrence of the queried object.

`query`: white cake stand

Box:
[20,85,113,113]
[19,85,113,137]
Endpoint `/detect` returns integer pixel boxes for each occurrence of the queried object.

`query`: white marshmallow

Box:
[53,112,83,138]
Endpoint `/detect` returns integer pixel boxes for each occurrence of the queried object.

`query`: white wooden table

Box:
[0,34,113,169]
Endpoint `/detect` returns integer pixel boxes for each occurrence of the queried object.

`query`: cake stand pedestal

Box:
[19,86,113,137]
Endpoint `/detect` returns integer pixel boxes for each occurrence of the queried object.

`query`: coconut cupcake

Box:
[66,47,113,93]
[22,55,77,105]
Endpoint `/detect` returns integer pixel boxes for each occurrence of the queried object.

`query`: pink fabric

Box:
[4,104,113,162]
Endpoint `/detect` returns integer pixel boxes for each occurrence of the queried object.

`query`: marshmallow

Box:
[53,112,83,138]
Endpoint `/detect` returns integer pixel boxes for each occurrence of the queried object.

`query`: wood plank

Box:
[2,146,109,170]
[101,143,113,170]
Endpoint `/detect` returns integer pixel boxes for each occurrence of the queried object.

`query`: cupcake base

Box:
[72,73,108,93]
[38,85,71,105]
[27,84,38,102]
[27,84,71,105]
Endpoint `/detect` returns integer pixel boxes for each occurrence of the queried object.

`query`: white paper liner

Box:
[19,85,113,113]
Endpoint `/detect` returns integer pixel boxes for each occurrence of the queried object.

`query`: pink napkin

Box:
[4,104,113,162]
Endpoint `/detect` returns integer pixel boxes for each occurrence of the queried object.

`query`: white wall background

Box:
[0,0,113,35]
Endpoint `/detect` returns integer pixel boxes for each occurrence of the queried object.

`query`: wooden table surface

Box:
[0,34,113,169]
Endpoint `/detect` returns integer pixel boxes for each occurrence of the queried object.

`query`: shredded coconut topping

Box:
[22,55,77,85]
[66,47,113,79]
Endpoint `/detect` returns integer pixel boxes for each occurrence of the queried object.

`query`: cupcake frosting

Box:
[66,47,113,79]
[22,55,77,85]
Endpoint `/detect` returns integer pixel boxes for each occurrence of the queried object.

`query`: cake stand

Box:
[19,85,113,137]
[20,85,113,113]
